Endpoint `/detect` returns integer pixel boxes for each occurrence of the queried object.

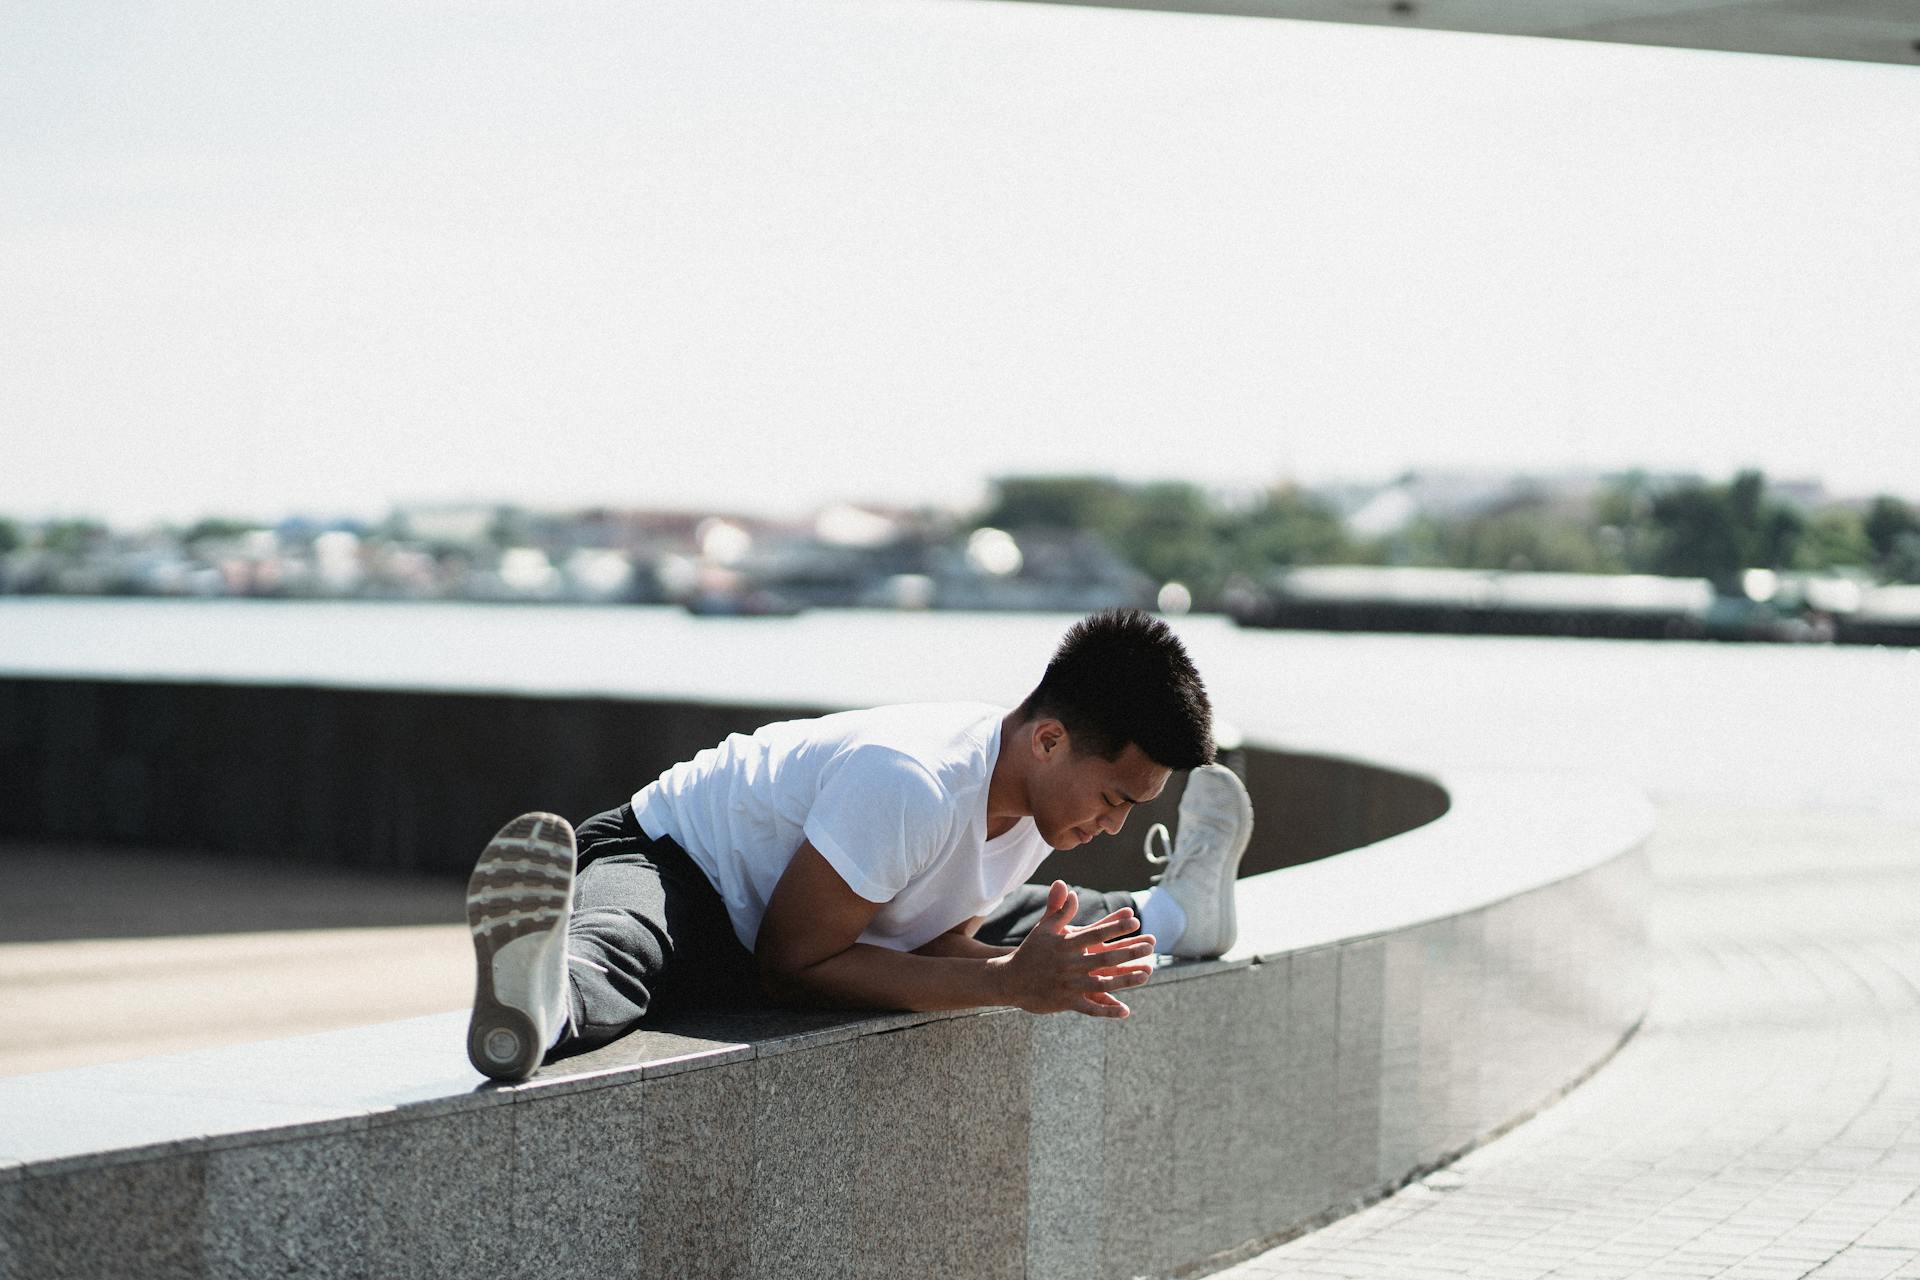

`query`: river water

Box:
[2,598,1915,816]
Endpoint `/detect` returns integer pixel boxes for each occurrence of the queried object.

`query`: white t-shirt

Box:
[630,702,1055,953]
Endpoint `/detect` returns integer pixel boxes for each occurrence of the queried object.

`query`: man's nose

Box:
[1099,809,1127,836]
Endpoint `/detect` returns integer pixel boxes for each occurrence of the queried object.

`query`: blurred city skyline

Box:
[5,461,1917,534]
[5,0,1917,526]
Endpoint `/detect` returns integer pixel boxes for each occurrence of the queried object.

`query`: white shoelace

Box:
[1143,822,1172,884]
[559,952,605,1043]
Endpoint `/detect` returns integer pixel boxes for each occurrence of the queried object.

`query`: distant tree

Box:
[1108,482,1223,595]
[1885,534,1920,584]
[0,518,19,555]
[1593,474,1662,573]
[1647,470,1801,593]
[1728,471,1805,570]
[1225,488,1354,570]
[1410,501,1626,574]
[977,476,1127,535]
[1791,508,1872,572]
[184,517,260,544]
[974,475,1365,607]
[1864,496,1920,580]
[41,519,107,556]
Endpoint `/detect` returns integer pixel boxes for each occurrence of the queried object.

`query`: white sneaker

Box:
[465,812,577,1081]
[1143,764,1254,958]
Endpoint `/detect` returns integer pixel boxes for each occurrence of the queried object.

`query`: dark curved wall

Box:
[0,677,814,875]
[1035,745,1448,890]
[0,677,1445,882]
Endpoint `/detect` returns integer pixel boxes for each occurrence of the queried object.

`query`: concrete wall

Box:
[0,844,1646,1280]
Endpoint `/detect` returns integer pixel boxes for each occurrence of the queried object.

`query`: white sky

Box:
[3,0,1917,525]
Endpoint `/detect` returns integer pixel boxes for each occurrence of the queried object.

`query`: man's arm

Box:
[912,916,1012,961]
[756,843,1154,1018]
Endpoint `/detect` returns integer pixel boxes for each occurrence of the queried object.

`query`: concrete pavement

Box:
[0,844,470,1076]
[1216,801,1920,1280]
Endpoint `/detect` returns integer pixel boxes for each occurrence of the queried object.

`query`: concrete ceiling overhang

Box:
[1000,0,1920,66]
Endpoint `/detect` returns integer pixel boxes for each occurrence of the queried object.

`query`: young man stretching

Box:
[465,609,1255,1081]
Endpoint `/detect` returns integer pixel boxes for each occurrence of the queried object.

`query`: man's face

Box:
[1025,724,1172,851]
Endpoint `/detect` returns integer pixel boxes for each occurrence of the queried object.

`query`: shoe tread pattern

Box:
[466,814,575,950]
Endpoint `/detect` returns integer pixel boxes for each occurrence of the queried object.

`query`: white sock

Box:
[1136,887,1186,955]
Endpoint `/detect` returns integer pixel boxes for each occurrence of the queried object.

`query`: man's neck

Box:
[984,710,1030,839]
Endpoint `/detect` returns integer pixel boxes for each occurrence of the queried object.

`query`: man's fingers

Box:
[1072,993,1131,1018]
[1082,936,1155,960]
[1043,881,1081,933]
[1064,913,1139,944]
[1067,906,1135,932]
[1078,968,1152,994]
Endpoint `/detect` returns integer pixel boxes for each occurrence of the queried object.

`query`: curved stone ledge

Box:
[0,678,1652,1280]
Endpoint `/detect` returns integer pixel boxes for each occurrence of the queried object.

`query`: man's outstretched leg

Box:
[979,763,1255,959]
[464,804,760,1081]
[558,805,761,1055]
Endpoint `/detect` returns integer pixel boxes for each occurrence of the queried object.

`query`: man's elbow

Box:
[754,944,827,1006]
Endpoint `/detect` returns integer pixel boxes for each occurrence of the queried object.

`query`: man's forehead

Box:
[1107,746,1172,800]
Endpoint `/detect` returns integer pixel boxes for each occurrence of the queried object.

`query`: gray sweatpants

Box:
[554,803,1139,1057]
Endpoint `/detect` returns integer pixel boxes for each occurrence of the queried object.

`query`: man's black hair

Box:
[1014,609,1214,770]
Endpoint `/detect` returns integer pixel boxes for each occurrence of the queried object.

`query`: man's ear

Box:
[1031,718,1068,760]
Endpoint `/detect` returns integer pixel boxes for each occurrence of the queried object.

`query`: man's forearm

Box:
[763,942,1008,1013]
[913,931,1014,961]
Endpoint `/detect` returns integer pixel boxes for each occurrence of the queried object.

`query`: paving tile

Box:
[359,1106,514,1280]
[939,1012,1028,1280]
[749,1041,857,1280]
[1377,925,1427,1182]
[0,1179,15,1280]
[1028,1011,1105,1280]
[1237,956,1300,1241]
[1099,981,1181,1279]
[13,1153,207,1280]
[1165,966,1265,1262]
[1805,1247,1918,1278]
[852,1013,956,1274]
[1414,914,1478,1162]
[1336,940,1382,1205]
[638,1059,754,1280]
[506,1079,648,1280]
[203,1130,370,1280]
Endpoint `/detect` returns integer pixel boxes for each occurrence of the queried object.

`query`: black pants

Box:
[555,804,1139,1056]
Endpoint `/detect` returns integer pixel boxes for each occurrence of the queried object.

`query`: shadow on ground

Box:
[1,842,463,943]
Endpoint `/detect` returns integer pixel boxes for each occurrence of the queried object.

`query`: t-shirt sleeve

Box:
[803,747,952,904]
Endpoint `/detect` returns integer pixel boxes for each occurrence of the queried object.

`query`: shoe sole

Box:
[1174,769,1256,958]
[466,812,576,1081]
